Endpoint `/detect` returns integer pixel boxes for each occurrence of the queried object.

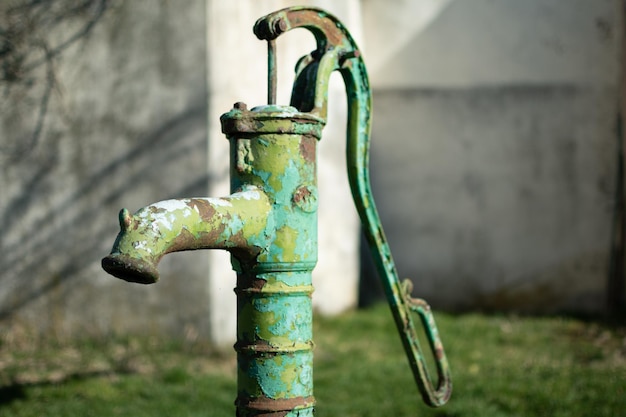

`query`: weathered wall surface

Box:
[0,0,622,344]
[0,0,211,339]
[361,0,621,313]
[0,0,363,343]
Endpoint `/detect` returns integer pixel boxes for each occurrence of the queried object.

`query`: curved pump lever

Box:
[254,7,452,407]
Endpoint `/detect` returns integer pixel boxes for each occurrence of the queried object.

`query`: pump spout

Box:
[101,186,272,284]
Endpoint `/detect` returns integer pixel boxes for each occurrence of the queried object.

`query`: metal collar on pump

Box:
[220,102,325,140]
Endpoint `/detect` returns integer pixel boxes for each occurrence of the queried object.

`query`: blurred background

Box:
[0,0,623,347]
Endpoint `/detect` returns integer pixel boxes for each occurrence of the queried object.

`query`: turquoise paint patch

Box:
[258,270,312,287]
[253,353,313,399]
[252,295,312,342]
[224,213,244,237]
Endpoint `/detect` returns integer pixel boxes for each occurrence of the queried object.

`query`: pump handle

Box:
[254,7,452,407]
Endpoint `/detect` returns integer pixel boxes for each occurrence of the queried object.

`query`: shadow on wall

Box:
[0,0,209,331]
[0,0,111,162]
[0,106,208,320]
[363,85,616,315]
[358,0,620,315]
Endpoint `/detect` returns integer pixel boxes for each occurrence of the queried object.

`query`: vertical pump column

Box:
[221,103,325,416]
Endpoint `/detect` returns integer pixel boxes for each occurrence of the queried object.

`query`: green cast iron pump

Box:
[102,7,451,416]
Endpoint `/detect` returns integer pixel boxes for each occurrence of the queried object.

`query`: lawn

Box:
[1,304,624,416]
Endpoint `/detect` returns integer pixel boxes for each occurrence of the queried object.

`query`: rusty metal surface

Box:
[267,40,277,105]
[223,104,320,417]
[102,6,451,416]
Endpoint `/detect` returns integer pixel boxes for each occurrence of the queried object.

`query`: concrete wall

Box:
[0,0,362,343]
[0,0,622,344]
[0,0,211,339]
[361,0,622,314]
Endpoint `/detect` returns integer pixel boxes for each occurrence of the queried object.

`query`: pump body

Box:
[102,7,451,416]
[225,104,324,415]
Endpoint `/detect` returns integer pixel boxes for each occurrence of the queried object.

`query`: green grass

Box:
[1,304,624,416]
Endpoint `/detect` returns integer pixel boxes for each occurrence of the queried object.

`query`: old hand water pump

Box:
[102,7,451,416]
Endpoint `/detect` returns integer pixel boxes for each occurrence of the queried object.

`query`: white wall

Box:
[0,0,364,344]
[0,0,621,344]
[205,0,363,344]
[0,1,212,338]
[361,0,621,313]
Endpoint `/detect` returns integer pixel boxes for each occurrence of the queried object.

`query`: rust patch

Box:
[299,136,316,164]
[236,269,267,291]
[285,9,345,46]
[236,394,315,414]
[251,277,267,290]
[169,228,205,253]
[229,228,246,247]
[234,102,248,111]
[292,185,318,213]
[293,187,311,204]
[188,198,217,221]
[233,337,273,352]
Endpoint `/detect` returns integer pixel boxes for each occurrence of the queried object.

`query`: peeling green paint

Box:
[102,6,451,416]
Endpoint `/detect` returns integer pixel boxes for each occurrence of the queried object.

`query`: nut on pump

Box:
[102,7,451,416]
